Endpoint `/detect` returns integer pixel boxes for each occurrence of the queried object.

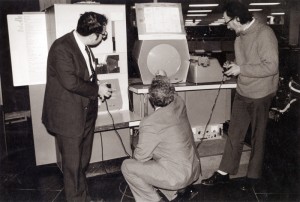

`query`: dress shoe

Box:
[201,172,229,186]
[172,185,198,202]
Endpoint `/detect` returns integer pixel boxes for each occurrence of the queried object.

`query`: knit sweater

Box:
[234,19,279,99]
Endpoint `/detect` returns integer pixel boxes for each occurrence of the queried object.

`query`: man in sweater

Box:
[201,1,279,191]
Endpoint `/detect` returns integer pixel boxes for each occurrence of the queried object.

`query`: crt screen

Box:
[146,44,181,77]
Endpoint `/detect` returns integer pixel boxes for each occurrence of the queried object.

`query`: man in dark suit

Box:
[121,74,200,202]
[42,12,111,202]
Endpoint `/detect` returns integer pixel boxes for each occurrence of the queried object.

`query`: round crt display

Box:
[147,44,181,77]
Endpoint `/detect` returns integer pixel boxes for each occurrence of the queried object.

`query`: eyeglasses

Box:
[101,31,108,41]
[96,31,108,41]
[225,18,234,25]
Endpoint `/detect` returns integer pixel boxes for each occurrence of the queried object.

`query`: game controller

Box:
[222,61,232,75]
[98,83,112,101]
[104,83,112,100]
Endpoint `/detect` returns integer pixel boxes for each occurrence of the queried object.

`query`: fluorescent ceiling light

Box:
[209,22,222,26]
[249,9,263,11]
[188,10,212,13]
[271,12,285,15]
[249,3,280,6]
[185,21,202,26]
[189,4,219,7]
[185,19,202,22]
[187,14,208,17]
[185,23,200,26]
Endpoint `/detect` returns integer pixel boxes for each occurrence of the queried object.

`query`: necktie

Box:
[85,46,97,83]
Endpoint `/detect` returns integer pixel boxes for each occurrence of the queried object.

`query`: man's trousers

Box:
[121,159,184,202]
[56,101,97,202]
[219,92,274,179]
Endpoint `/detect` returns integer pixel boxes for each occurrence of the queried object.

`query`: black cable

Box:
[100,131,104,161]
[195,76,227,176]
[196,75,227,149]
[103,99,131,157]
[98,93,132,202]
[99,132,108,174]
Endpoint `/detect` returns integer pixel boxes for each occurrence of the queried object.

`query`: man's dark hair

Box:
[76,12,108,36]
[223,1,253,24]
[149,75,175,108]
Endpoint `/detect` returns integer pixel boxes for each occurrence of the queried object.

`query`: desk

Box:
[129,80,237,94]
[95,110,141,132]
[129,80,237,126]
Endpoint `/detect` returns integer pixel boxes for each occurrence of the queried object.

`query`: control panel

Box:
[192,124,223,141]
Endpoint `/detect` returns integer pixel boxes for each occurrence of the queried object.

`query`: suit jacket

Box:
[134,95,200,188]
[42,31,99,138]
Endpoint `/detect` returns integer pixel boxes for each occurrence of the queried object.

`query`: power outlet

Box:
[192,124,223,141]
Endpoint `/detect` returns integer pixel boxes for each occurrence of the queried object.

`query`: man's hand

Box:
[98,83,112,101]
[223,62,240,77]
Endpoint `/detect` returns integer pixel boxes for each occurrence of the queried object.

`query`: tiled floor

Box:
[1,105,299,202]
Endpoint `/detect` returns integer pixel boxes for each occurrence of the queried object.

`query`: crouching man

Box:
[121,74,200,202]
